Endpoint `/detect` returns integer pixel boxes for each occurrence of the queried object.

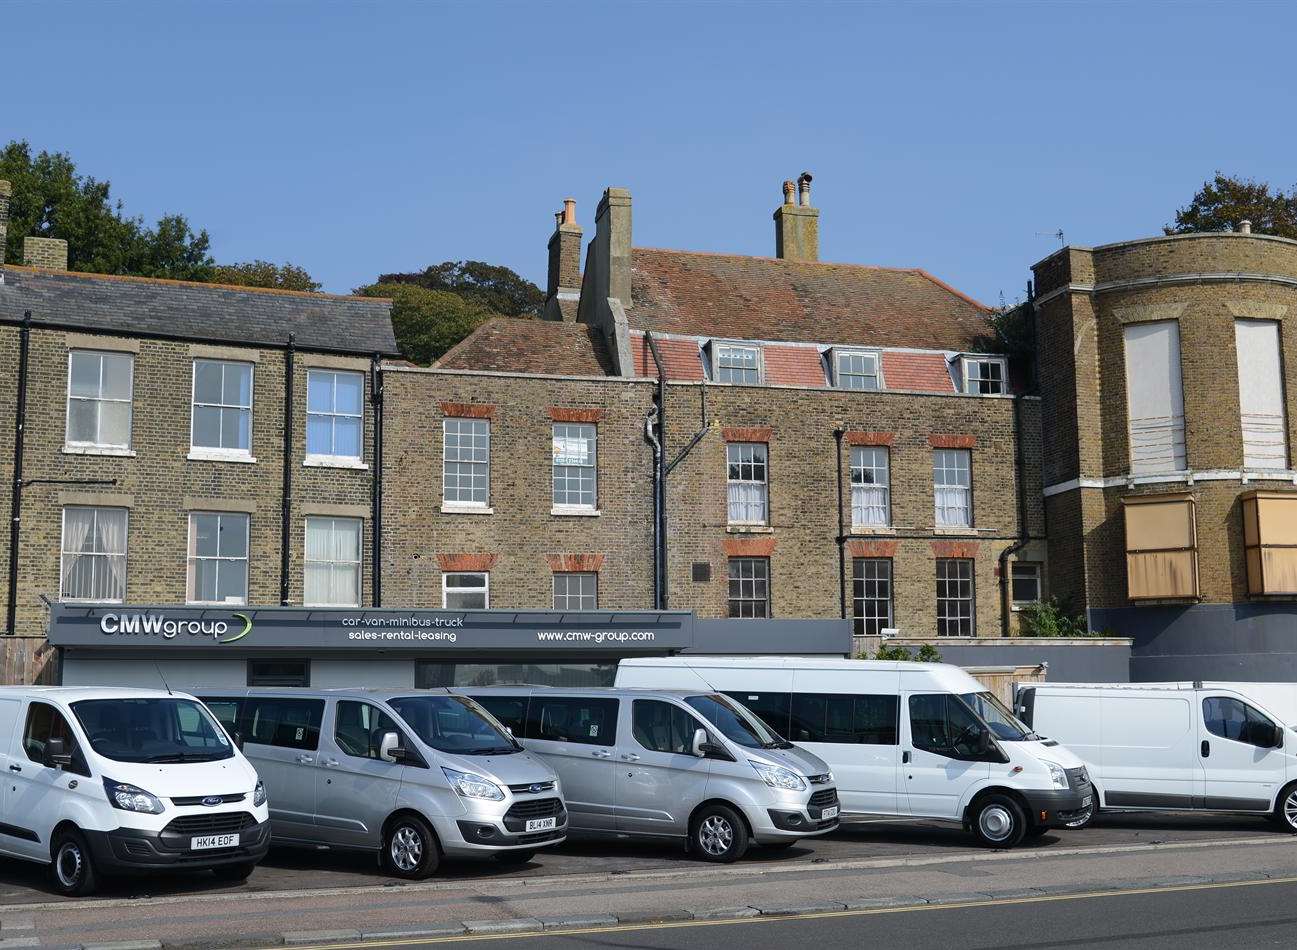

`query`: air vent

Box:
[691,562,711,582]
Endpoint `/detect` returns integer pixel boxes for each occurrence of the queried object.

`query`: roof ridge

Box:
[632,245,924,275]
[912,269,990,312]
[2,263,390,304]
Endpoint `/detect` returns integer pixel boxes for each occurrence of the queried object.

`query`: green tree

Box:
[1017,598,1094,638]
[211,260,321,292]
[356,282,495,365]
[1168,173,1297,239]
[377,260,543,317]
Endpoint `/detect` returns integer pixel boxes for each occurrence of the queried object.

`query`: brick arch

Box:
[545,553,606,572]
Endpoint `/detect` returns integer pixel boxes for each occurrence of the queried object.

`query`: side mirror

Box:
[691,728,709,758]
[45,737,73,769]
[230,730,244,751]
[379,731,406,763]
[1272,723,1285,749]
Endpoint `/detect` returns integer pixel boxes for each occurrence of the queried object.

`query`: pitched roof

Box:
[628,248,990,350]
[435,317,614,376]
[0,265,397,355]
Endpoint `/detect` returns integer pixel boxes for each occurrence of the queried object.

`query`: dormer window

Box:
[833,349,881,390]
[959,356,1007,395]
[711,343,762,385]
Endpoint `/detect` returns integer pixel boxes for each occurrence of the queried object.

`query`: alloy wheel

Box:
[699,815,734,856]
[390,825,423,872]
[1284,789,1297,830]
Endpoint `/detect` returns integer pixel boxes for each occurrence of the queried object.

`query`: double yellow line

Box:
[269,874,1297,949]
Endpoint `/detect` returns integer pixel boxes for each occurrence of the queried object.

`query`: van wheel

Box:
[1273,782,1297,832]
[969,795,1027,848]
[689,804,749,863]
[51,828,98,896]
[493,850,536,865]
[382,815,440,879]
[211,861,257,882]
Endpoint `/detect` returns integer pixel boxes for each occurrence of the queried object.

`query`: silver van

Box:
[196,688,567,878]
[458,687,839,862]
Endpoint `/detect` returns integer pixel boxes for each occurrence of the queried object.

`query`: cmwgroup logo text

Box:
[99,612,253,643]
[536,630,656,644]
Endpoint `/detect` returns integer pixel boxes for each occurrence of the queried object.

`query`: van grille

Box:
[163,812,257,836]
[507,781,556,795]
[505,798,564,820]
[1067,767,1091,789]
[808,788,839,809]
[807,773,833,786]
[170,793,246,806]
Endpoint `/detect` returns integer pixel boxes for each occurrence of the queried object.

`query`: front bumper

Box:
[445,796,569,855]
[1022,777,1094,828]
[756,786,841,842]
[85,815,270,873]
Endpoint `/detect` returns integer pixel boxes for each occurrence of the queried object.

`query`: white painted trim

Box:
[304,454,368,470]
[1043,468,1297,496]
[388,364,656,385]
[550,506,601,517]
[439,504,495,515]
[187,449,257,465]
[1034,272,1297,308]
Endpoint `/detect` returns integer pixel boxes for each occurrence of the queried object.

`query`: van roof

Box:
[0,686,192,702]
[453,686,712,699]
[190,687,456,699]
[620,656,951,673]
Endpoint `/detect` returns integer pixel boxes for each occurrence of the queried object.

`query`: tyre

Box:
[689,804,749,863]
[969,794,1027,849]
[50,828,99,897]
[211,861,257,882]
[381,814,440,879]
[493,849,536,865]
[1272,782,1297,833]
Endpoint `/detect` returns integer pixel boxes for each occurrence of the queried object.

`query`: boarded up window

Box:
[1124,322,1186,474]
[1235,320,1288,470]
[1123,494,1198,600]
[1242,491,1297,595]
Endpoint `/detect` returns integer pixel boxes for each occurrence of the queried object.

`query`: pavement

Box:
[0,813,1293,948]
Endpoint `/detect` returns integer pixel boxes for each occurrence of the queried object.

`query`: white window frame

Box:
[442,572,489,609]
[850,446,891,527]
[186,512,250,606]
[65,349,134,451]
[305,369,365,467]
[852,557,893,637]
[442,418,492,510]
[936,558,976,637]
[189,359,255,461]
[553,572,598,611]
[835,349,882,391]
[961,356,1007,395]
[552,423,598,511]
[1010,562,1042,608]
[934,448,972,529]
[59,506,129,604]
[726,442,769,525]
[303,516,363,608]
[712,342,763,385]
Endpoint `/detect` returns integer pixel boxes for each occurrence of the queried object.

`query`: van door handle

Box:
[902,751,911,764]
[8,764,21,773]
[297,754,314,764]
[1201,740,1210,758]
[621,753,641,762]
[324,758,340,767]
[591,749,612,758]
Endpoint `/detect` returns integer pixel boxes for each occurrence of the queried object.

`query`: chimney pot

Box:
[774,174,819,262]
[546,195,585,318]
[782,180,796,205]
[1239,219,1253,235]
[797,171,813,208]
[563,197,577,225]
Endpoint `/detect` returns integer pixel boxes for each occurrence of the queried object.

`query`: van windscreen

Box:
[959,691,1034,741]
[388,695,518,755]
[686,694,792,750]
[70,698,235,763]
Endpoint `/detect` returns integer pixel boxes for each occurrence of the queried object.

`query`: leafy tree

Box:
[377,260,543,317]
[1168,173,1297,239]
[211,260,321,292]
[1018,597,1094,638]
[356,282,495,365]
[914,643,943,663]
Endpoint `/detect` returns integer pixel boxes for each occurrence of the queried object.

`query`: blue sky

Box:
[5,1,1292,305]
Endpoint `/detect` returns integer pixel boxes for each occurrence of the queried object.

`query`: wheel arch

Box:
[688,798,754,839]
[962,785,1032,826]
[381,808,444,856]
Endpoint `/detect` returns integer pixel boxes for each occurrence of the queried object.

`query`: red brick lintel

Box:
[549,407,607,424]
[435,553,499,572]
[846,539,898,558]
[845,430,895,447]
[929,434,976,449]
[439,402,496,419]
[545,553,606,572]
[931,540,980,559]
[722,426,773,443]
[723,537,776,557]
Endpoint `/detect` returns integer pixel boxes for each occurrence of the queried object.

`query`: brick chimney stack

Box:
[545,197,583,321]
[0,179,10,268]
[24,236,68,270]
[774,171,819,262]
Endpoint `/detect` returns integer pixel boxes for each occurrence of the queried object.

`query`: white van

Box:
[0,687,269,895]
[1016,682,1297,831]
[616,657,1093,847]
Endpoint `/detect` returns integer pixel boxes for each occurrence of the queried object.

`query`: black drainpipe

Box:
[998,295,1038,636]
[6,311,31,637]
[833,428,848,623]
[279,334,295,606]
[370,353,384,607]
[645,333,668,609]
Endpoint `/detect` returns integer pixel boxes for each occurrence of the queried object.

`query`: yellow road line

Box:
[267,874,1297,949]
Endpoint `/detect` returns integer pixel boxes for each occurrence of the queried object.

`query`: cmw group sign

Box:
[99,611,253,643]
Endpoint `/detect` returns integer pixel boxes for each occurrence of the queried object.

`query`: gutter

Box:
[5,312,31,637]
[834,428,848,625]
[644,333,669,609]
[370,354,384,606]
[279,334,295,606]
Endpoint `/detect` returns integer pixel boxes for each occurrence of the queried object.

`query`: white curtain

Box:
[935,486,970,528]
[1125,321,1187,474]
[96,509,128,601]
[852,485,888,526]
[728,482,767,523]
[306,518,360,606]
[1236,320,1288,470]
[60,509,94,598]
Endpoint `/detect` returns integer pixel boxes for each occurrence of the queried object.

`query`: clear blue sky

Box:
[5,1,1292,305]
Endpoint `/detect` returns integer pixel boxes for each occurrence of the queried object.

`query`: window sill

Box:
[63,445,136,458]
[440,504,494,515]
[188,449,257,464]
[304,455,368,470]
[932,526,978,536]
[186,600,249,607]
[726,524,774,534]
[850,526,896,536]
[551,506,601,517]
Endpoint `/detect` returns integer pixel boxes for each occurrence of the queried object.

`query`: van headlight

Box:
[253,779,268,807]
[442,767,505,801]
[749,761,806,791]
[103,778,164,814]
[1042,760,1068,790]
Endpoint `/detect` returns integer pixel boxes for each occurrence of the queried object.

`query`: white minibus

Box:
[1016,682,1297,830]
[616,657,1092,847]
[0,687,270,895]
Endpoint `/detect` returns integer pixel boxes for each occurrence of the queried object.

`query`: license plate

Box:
[1081,796,1092,808]
[820,806,839,820]
[525,817,557,833]
[191,833,239,851]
